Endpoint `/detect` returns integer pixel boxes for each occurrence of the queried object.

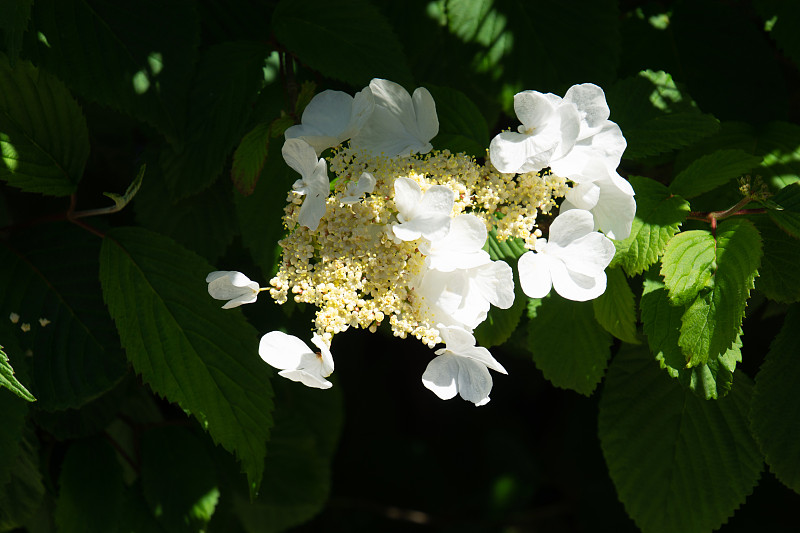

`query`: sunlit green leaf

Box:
[0,54,88,196]
[767,182,800,238]
[669,149,762,199]
[592,268,639,344]
[599,344,762,533]
[99,227,274,492]
[528,295,612,396]
[0,346,34,402]
[660,230,716,306]
[751,304,800,494]
[611,176,690,276]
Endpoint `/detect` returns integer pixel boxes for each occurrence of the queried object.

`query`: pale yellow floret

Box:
[269,147,566,346]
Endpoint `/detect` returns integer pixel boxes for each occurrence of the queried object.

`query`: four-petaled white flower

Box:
[206,271,260,309]
[518,209,615,302]
[418,214,491,272]
[351,78,438,158]
[392,177,454,242]
[258,331,335,389]
[282,138,330,231]
[340,172,376,204]
[422,325,507,406]
[284,88,375,156]
[560,163,636,240]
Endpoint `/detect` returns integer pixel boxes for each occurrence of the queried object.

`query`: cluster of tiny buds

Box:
[9,312,50,333]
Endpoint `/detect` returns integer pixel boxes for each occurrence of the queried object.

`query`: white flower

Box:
[418,214,490,271]
[489,90,580,174]
[350,78,438,158]
[258,331,334,389]
[560,163,636,240]
[282,138,330,231]
[206,271,260,309]
[518,209,615,302]
[284,88,375,156]
[417,260,515,331]
[391,177,454,242]
[421,325,507,406]
[549,121,627,183]
[340,172,376,204]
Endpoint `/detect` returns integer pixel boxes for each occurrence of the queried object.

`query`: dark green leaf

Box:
[599,344,763,533]
[0,54,88,196]
[427,85,489,158]
[141,427,219,532]
[754,0,800,71]
[232,122,271,196]
[641,275,741,399]
[678,219,762,367]
[0,0,32,65]
[756,121,800,189]
[0,224,128,410]
[0,432,44,530]
[767,182,800,239]
[751,304,800,494]
[160,42,270,199]
[669,149,762,199]
[474,288,527,348]
[753,216,800,303]
[611,176,690,276]
[592,268,639,344]
[54,439,124,533]
[99,227,274,492]
[0,389,29,488]
[0,345,34,401]
[528,295,612,396]
[272,0,413,88]
[27,0,200,137]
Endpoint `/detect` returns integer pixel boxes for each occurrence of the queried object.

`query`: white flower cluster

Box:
[206,79,634,406]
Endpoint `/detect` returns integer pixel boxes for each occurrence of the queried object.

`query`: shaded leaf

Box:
[678,219,761,367]
[528,295,612,396]
[0,54,88,196]
[592,268,639,344]
[99,227,274,492]
[427,85,490,158]
[751,304,800,494]
[767,182,800,238]
[669,149,762,199]
[272,0,413,88]
[0,432,44,530]
[611,176,690,276]
[474,288,526,348]
[753,216,800,303]
[232,122,271,196]
[0,0,32,65]
[754,0,800,71]
[0,389,29,489]
[54,439,124,533]
[599,344,763,533]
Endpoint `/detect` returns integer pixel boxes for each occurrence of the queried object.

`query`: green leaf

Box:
[0,389,29,489]
[611,176,690,276]
[54,439,124,533]
[660,230,716,306]
[0,0,32,65]
[669,149,762,199]
[755,0,800,70]
[427,85,490,158]
[160,41,270,199]
[141,427,220,532]
[26,0,200,137]
[753,216,800,303]
[232,122,271,196]
[0,54,89,196]
[678,219,762,367]
[767,182,800,238]
[230,378,342,533]
[751,304,800,494]
[592,268,639,344]
[0,224,128,410]
[99,227,274,492]
[271,0,413,88]
[599,344,763,533]
[528,295,612,396]
[0,432,44,530]
[0,345,34,402]
[641,275,741,399]
[757,121,800,189]
[474,288,527,349]
[484,229,527,262]
[607,71,720,160]
[103,164,145,211]
[134,163,236,263]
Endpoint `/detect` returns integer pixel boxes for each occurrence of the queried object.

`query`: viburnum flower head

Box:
[391,177,455,242]
[284,88,375,156]
[258,331,335,389]
[518,209,615,301]
[282,138,330,231]
[350,78,439,158]
[206,271,260,309]
[422,325,507,406]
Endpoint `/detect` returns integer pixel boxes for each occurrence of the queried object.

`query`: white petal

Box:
[489,131,535,174]
[469,261,515,309]
[421,354,459,400]
[418,185,455,218]
[454,357,494,405]
[393,177,422,218]
[258,331,312,371]
[514,90,558,131]
[555,232,616,276]
[551,103,581,160]
[281,139,319,178]
[547,209,596,247]
[341,172,376,203]
[563,83,610,136]
[411,87,439,145]
[278,369,332,389]
[421,214,490,271]
[518,251,554,299]
[550,259,608,301]
[565,181,601,210]
[394,213,451,242]
[310,333,335,376]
